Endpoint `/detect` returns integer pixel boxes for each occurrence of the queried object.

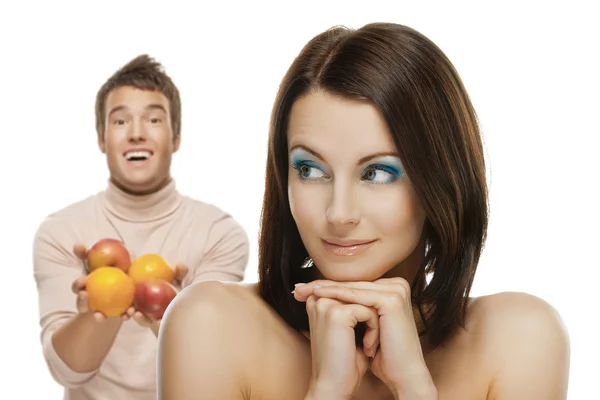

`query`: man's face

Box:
[99,85,180,194]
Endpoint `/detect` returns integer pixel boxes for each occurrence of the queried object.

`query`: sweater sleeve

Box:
[33,216,99,388]
[187,214,250,285]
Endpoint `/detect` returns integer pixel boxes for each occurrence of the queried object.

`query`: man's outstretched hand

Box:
[72,243,132,323]
[128,263,189,335]
[73,243,187,334]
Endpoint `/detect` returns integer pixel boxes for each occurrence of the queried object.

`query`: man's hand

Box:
[129,263,189,334]
[72,243,131,323]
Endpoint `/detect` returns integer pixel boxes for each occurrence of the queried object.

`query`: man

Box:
[32,54,250,399]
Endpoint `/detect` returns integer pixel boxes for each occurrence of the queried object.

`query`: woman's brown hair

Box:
[258,22,488,346]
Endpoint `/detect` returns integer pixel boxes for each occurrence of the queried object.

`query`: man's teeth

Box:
[125,151,151,160]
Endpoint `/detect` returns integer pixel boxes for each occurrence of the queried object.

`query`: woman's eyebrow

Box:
[289,144,325,161]
[289,145,400,165]
[357,152,400,164]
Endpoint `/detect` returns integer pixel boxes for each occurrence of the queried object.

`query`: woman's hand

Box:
[294,278,438,399]
[299,290,380,400]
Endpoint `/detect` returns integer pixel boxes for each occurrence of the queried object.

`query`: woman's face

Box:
[287,89,427,282]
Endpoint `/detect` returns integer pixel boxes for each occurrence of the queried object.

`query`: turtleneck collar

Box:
[100,178,183,222]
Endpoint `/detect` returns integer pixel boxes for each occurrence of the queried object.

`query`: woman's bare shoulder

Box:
[465,291,570,398]
[467,291,568,338]
[159,280,310,399]
[162,280,265,340]
[158,281,265,399]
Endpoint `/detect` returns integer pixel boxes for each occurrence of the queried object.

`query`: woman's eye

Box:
[293,160,327,180]
[362,165,401,184]
[299,164,325,179]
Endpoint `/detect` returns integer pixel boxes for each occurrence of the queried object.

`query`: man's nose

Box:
[127,119,148,142]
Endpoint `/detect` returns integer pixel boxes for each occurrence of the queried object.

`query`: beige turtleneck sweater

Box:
[32,179,249,399]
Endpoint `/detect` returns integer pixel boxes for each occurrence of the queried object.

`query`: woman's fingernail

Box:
[371,346,379,358]
[294,283,306,288]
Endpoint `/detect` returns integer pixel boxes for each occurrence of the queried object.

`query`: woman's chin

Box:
[316,266,386,283]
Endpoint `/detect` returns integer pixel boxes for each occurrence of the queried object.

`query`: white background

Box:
[0,0,597,398]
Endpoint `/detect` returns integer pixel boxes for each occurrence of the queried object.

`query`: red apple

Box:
[86,238,131,273]
[133,279,178,320]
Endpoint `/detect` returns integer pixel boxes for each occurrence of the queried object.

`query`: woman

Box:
[158,23,570,399]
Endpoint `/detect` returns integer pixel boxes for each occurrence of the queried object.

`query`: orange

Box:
[128,254,174,284]
[86,267,135,317]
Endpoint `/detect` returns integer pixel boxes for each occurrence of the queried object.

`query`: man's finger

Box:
[133,311,152,327]
[73,244,88,261]
[76,291,89,313]
[174,264,188,283]
[71,277,86,294]
[93,312,107,323]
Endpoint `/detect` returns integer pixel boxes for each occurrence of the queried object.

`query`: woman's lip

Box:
[322,239,377,256]
[322,239,377,247]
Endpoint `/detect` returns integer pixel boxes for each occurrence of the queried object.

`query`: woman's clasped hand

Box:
[294,278,437,399]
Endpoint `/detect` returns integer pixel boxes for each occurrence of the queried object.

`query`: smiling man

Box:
[32,54,250,400]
